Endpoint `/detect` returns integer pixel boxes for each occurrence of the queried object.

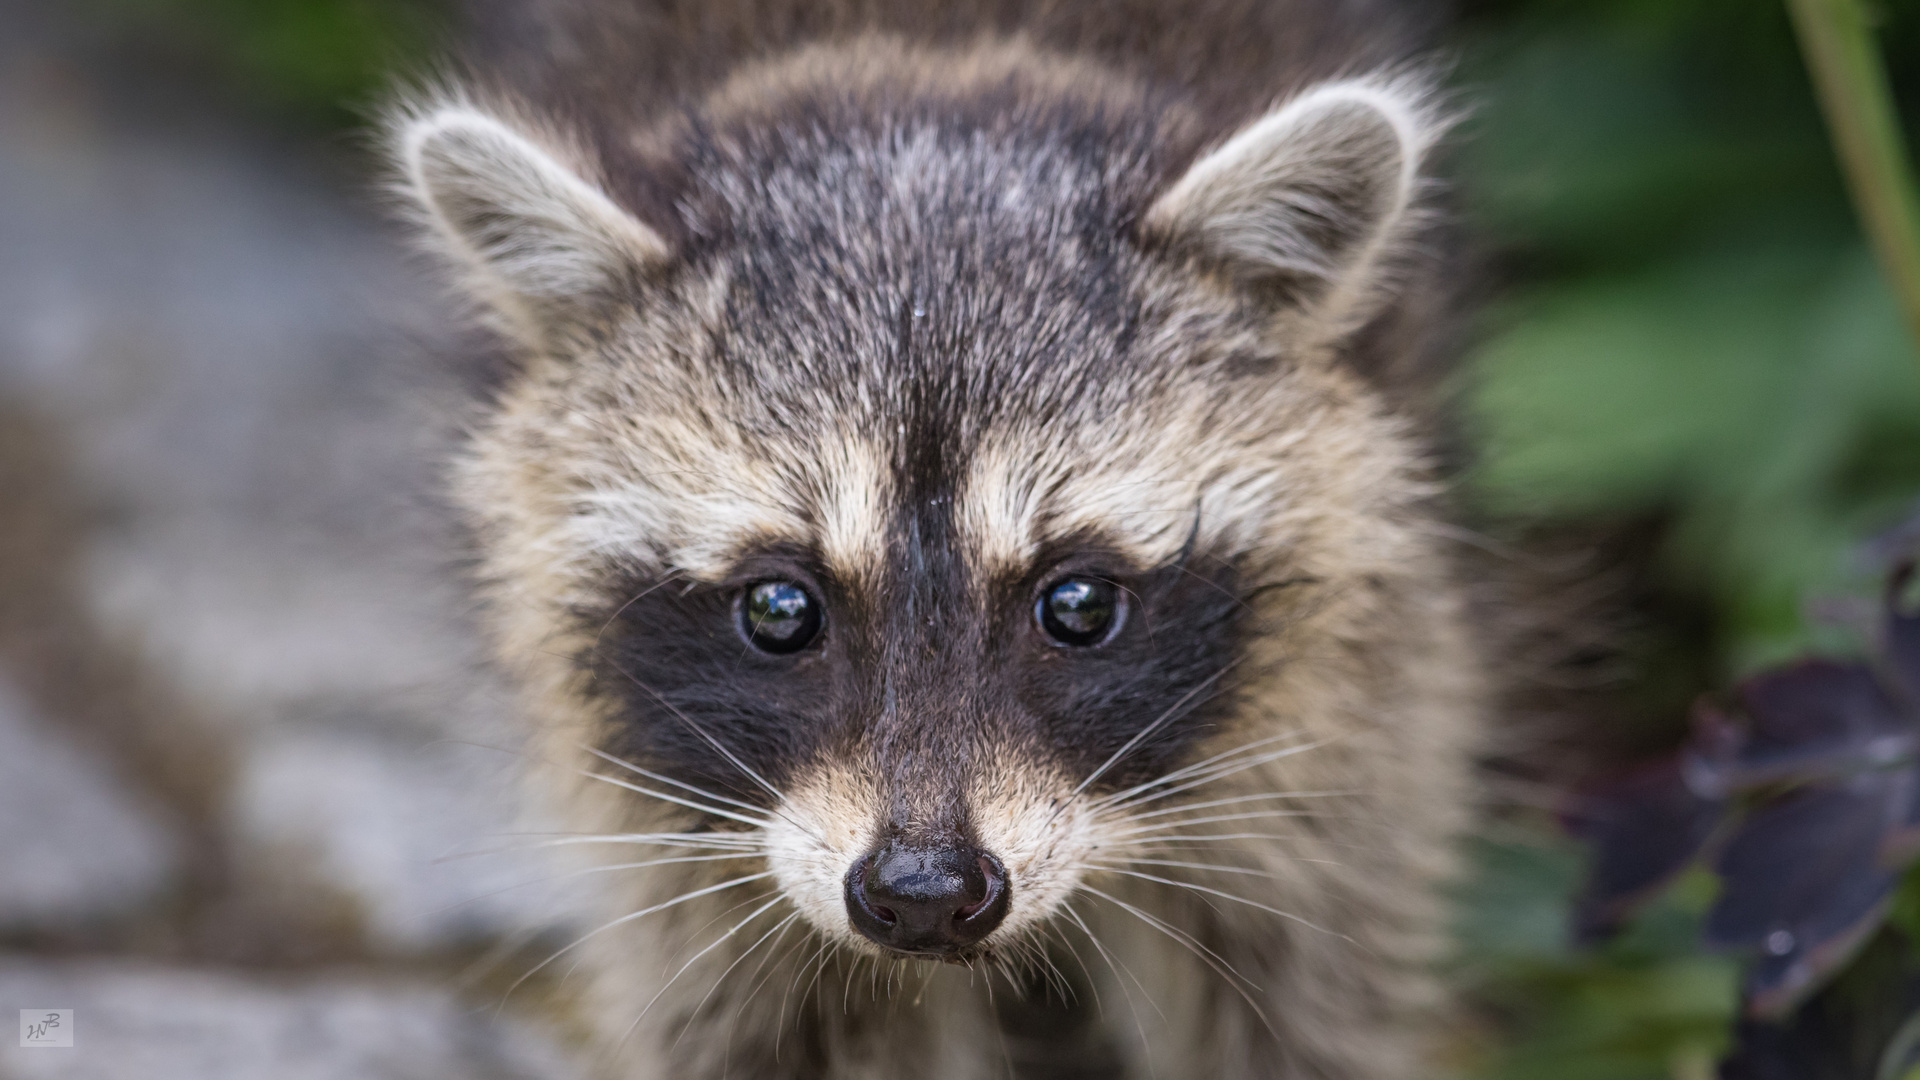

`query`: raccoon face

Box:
[395,60,1441,961]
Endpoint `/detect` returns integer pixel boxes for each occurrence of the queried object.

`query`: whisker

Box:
[658,887,783,973]
[1081,867,1357,948]
[1026,936,1077,1006]
[614,891,785,1055]
[733,914,805,1020]
[586,744,786,820]
[590,570,687,657]
[1060,898,1166,1074]
[842,949,864,1013]
[1074,883,1261,989]
[433,831,763,862]
[725,919,809,1061]
[503,870,776,1004]
[428,851,761,917]
[776,937,835,1062]
[582,770,779,829]
[1105,809,1320,837]
[1064,665,1237,807]
[1044,920,1103,1016]
[1095,857,1311,879]
[1099,741,1335,813]
[1091,730,1311,808]
[1107,789,1355,823]
[1110,832,1390,857]
[1075,884,1285,1048]
[594,654,800,816]
[669,908,801,1054]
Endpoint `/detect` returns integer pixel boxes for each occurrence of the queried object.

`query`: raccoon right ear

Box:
[395,104,670,345]
[1144,77,1440,330]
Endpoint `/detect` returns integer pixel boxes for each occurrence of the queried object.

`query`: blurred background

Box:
[0,0,1918,1077]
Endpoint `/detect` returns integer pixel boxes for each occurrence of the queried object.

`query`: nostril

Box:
[953,855,1002,920]
[872,905,896,924]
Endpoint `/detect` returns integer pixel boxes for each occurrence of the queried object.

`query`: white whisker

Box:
[1074,883,1263,992]
[1063,665,1237,809]
[1043,921,1103,1017]
[436,831,764,861]
[1110,832,1389,857]
[594,655,800,815]
[1100,741,1335,813]
[429,851,762,917]
[1060,898,1168,1044]
[1106,809,1319,837]
[1074,884,1285,1049]
[1091,729,1311,807]
[605,890,780,1060]
[667,905,800,1053]
[504,870,776,1002]
[1081,867,1356,948]
[1108,789,1355,823]
[585,744,788,819]
[776,937,835,1063]
[1100,857,1317,879]
[582,770,779,829]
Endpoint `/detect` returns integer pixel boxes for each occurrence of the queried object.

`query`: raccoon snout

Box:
[844,842,1009,956]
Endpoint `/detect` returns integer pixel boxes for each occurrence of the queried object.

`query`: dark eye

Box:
[739,580,822,654]
[1037,577,1122,647]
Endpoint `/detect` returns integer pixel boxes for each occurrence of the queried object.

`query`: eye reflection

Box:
[740,580,822,654]
[1038,577,1121,647]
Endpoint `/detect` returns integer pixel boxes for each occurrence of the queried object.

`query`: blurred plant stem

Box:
[1788,0,1920,354]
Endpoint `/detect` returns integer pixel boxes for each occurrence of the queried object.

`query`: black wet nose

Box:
[845,842,1010,955]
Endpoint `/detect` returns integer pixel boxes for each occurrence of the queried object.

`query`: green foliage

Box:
[84,0,442,127]
[1458,0,1920,674]
[1453,0,1920,1073]
[1451,831,1742,1080]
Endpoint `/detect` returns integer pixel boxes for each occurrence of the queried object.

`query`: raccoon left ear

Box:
[1145,76,1440,326]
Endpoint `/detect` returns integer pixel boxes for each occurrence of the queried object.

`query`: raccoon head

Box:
[394,54,1445,962]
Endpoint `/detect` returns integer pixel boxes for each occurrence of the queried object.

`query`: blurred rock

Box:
[0,19,592,959]
[227,723,590,956]
[0,959,587,1080]
[0,676,180,932]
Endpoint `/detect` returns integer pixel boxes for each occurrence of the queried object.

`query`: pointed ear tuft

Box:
[1145,75,1444,324]
[392,102,669,343]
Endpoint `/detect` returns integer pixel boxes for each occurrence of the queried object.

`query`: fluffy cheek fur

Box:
[765,755,1102,953]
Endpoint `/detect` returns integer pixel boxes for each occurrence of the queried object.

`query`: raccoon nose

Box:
[844,842,1009,955]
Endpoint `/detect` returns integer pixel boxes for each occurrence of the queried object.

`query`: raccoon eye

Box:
[1037,577,1121,647]
[740,580,822,654]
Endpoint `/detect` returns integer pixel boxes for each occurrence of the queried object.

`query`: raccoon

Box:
[389,2,1480,1077]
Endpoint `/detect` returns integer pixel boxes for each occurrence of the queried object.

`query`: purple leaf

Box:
[1566,757,1726,940]
[1689,662,1918,793]
[1703,772,1909,1016]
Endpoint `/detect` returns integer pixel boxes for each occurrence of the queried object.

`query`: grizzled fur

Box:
[390,3,1480,1078]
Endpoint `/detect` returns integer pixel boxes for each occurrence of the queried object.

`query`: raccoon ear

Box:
[1145,77,1438,326]
[396,104,669,344]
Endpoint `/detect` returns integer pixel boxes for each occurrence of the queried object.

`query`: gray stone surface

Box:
[0,678,180,931]
[0,25,587,956]
[0,15,599,1074]
[0,959,587,1080]
[227,726,591,955]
